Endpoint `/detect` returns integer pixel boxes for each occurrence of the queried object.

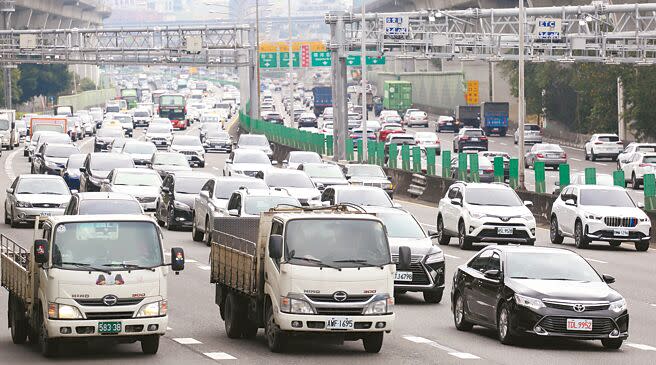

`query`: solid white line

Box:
[185,259,198,263]
[626,343,656,351]
[403,335,434,344]
[449,352,481,359]
[570,157,582,162]
[584,257,608,264]
[173,338,202,345]
[197,265,211,271]
[499,142,507,146]
[166,327,172,331]
[204,352,237,360]
[4,149,19,181]
[444,254,460,259]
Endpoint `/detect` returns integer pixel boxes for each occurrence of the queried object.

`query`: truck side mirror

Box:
[34,239,48,264]
[170,247,185,273]
[269,234,283,260]
[398,246,411,271]
[79,167,87,173]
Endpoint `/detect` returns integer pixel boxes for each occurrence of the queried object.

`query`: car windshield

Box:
[239,135,268,146]
[123,143,156,154]
[376,212,425,239]
[466,187,522,206]
[52,221,163,269]
[580,189,635,207]
[15,178,70,195]
[265,173,314,188]
[98,128,123,137]
[66,155,86,169]
[304,164,344,179]
[215,179,268,199]
[464,130,484,137]
[90,156,133,171]
[114,172,161,186]
[506,252,602,282]
[175,177,210,194]
[289,152,321,164]
[598,135,619,142]
[45,145,79,158]
[147,125,171,133]
[79,200,143,215]
[244,196,300,215]
[153,153,188,166]
[234,152,270,164]
[173,137,202,147]
[348,165,386,178]
[284,219,390,268]
[336,189,392,207]
[525,125,540,131]
[133,111,149,117]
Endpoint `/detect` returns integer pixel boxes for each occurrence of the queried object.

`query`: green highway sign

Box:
[311,51,332,67]
[346,55,361,66]
[259,52,278,68]
[279,52,300,67]
[366,56,386,65]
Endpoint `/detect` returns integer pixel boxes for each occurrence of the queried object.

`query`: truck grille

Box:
[604,217,638,228]
[537,316,615,336]
[75,298,143,307]
[306,294,373,303]
[85,311,134,320]
[315,307,364,316]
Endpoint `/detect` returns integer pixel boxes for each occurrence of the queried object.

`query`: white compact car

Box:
[621,152,656,189]
[584,133,623,161]
[436,182,536,249]
[550,184,651,251]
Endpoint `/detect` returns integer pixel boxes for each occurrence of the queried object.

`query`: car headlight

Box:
[280,296,315,314]
[16,201,33,208]
[609,298,627,313]
[231,170,243,175]
[514,293,545,311]
[173,200,191,210]
[48,303,83,319]
[364,295,394,315]
[424,245,444,264]
[469,211,486,219]
[381,182,393,190]
[521,213,535,221]
[136,300,168,317]
[59,202,68,208]
[584,212,603,220]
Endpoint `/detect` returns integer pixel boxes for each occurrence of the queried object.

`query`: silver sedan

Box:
[4,174,71,227]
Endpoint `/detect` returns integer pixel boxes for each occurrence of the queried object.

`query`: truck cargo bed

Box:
[0,234,31,302]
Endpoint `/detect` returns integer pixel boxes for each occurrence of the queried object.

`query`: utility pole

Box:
[360,1,368,162]
[1,0,14,109]
[255,0,261,118]
[617,77,625,140]
[330,13,348,161]
[287,0,294,127]
[517,0,526,189]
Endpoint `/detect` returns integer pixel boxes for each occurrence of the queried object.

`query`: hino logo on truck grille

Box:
[333,291,348,302]
[102,295,119,306]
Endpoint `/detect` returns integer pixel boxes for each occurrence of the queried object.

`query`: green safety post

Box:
[559,164,570,189]
[369,141,376,165]
[401,144,410,170]
[389,143,398,169]
[377,143,385,167]
[509,158,519,189]
[493,156,504,183]
[412,146,421,173]
[613,170,625,187]
[426,147,436,175]
[469,153,479,182]
[441,150,451,178]
[458,153,468,181]
[644,174,656,210]
[534,161,546,193]
[585,167,596,184]
[357,139,363,161]
[326,135,333,156]
[346,138,354,161]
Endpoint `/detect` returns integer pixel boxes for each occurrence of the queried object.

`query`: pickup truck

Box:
[1,215,185,357]
[210,205,411,353]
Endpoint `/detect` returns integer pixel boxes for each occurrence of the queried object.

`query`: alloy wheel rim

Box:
[550,219,556,240]
[455,297,464,324]
[499,309,508,338]
[438,220,443,240]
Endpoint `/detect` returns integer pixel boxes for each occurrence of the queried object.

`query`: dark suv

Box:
[453,128,488,152]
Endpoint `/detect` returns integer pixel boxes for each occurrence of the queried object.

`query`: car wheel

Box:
[204,216,212,247]
[191,215,204,242]
[423,288,443,303]
[632,173,640,190]
[609,241,621,247]
[584,149,589,160]
[601,338,623,349]
[362,332,384,353]
[10,209,19,228]
[574,220,589,249]
[265,301,287,353]
[457,221,472,250]
[436,216,450,245]
[591,150,597,161]
[166,207,176,231]
[155,204,165,226]
[453,293,473,331]
[141,335,160,354]
[635,241,649,252]
[4,206,9,224]
[497,303,515,345]
[550,216,564,244]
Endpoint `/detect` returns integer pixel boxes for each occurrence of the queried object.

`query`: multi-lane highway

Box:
[1,122,655,364]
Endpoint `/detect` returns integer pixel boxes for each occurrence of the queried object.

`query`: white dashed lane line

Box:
[4,148,20,180]
[403,335,481,360]
[197,265,211,271]
[570,157,582,162]
[443,254,460,259]
[204,352,237,360]
[626,343,656,351]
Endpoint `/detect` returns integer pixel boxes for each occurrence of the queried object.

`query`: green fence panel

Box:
[585,167,596,184]
[389,143,398,169]
[369,141,377,165]
[509,159,519,189]
[401,144,410,170]
[534,161,546,193]
[558,164,570,189]
[346,138,354,161]
[412,147,421,173]
[377,143,385,167]
[326,135,333,156]
[469,154,479,182]
[493,156,504,183]
[441,150,451,178]
[426,147,436,175]
[645,173,656,210]
[458,153,468,181]
[613,170,625,187]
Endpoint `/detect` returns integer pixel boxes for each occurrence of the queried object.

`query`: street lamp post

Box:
[287,0,294,127]
[517,0,526,189]
[360,0,368,162]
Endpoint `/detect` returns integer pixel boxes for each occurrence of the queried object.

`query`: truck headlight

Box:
[514,293,545,311]
[280,296,314,314]
[136,300,168,317]
[424,246,444,264]
[16,201,32,208]
[609,299,627,313]
[363,295,394,315]
[48,303,83,319]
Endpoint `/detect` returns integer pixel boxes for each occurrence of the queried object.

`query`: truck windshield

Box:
[284,219,390,268]
[0,119,9,130]
[52,221,163,269]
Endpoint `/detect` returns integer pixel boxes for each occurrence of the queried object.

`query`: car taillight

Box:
[617,141,623,145]
[639,163,652,167]
[594,141,603,144]
[562,153,567,158]
[536,153,544,158]
[483,169,494,173]
[480,136,488,141]
[461,136,469,140]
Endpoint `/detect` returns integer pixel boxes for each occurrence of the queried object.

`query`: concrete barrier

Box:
[57,88,117,111]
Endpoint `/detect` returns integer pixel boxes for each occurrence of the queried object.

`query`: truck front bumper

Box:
[46,315,167,339]
[276,312,395,332]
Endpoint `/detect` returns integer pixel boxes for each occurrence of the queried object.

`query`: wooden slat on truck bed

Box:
[0,234,30,302]
[210,217,260,295]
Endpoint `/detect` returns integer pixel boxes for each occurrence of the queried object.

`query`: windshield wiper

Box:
[332,259,382,268]
[40,192,63,195]
[101,263,156,272]
[289,256,341,271]
[60,261,112,274]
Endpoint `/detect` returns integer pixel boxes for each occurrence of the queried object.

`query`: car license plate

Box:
[39,212,51,217]
[395,271,413,282]
[155,141,164,144]
[547,154,558,158]
[497,227,513,235]
[566,318,592,331]
[326,317,354,330]
[446,122,452,126]
[98,321,122,334]
[471,138,479,142]
[614,228,629,237]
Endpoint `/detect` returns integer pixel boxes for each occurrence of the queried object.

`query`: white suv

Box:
[584,133,623,161]
[550,185,651,251]
[435,182,536,249]
[621,152,656,189]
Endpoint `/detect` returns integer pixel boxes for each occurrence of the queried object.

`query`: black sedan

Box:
[451,246,628,349]
[155,171,215,230]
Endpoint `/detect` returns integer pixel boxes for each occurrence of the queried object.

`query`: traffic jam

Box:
[0,67,653,364]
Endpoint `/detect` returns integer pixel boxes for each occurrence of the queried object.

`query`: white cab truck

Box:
[0,109,18,149]
[1,215,185,357]
[210,205,411,353]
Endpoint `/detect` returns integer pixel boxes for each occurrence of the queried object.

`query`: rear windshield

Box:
[643,156,656,163]
[598,135,619,142]
[464,130,484,137]
[637,146,656,153]
[525,125,541,131]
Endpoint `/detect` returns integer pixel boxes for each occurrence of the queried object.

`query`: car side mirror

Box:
[170,247,185,273]
[271,161,278,166]
[565,199,576,207]
[602,274,615,284]
[397,246,411,271]
[34,239,48,264]
[162,187,170,194]
[282,160,288,165]
[199,191,209,199]
[451,198,462,206]
[316,183,325,191]
[228,209,239,216]
[484,269,501,280]
[6,188,13,194]
[268,234,283,260]
[637,202,645,209]
[79,167,87,173]
[524,201,533,208]
[225,159,232,164]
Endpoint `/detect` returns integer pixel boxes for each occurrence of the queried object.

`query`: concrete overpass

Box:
[367,0,652,12]
[11,0,110,29]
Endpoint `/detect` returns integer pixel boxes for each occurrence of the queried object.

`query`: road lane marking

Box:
[626,343,656,351]
[173,338,202,345]
[594,162,606,166]
[403,335,480,360]
[651,304,656,307]
[4,149,19,180]
[499,142,507,146]
[186,259,198,263]
[197,265,211,271]
[570,158,582,162]
[584,257,607,264]
[167,327,172,331]
[403,335,434,344]
[444,254,460,259]
[449,352,481,359]
[204,352,237,360]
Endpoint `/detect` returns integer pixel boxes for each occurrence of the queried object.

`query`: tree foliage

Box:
[17,64,72,103]
[0,68,22,107]
[79,78,96,92]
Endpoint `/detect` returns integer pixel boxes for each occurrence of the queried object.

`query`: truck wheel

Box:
[265,302,287,353]
[423,288,443,304]
[224,293,244,339]
[191,217,203,242]
[141,335,160,354]
[39,312,58,357]
[241,320,258,339]
[9,295,28,344]
[362,332,384,353]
